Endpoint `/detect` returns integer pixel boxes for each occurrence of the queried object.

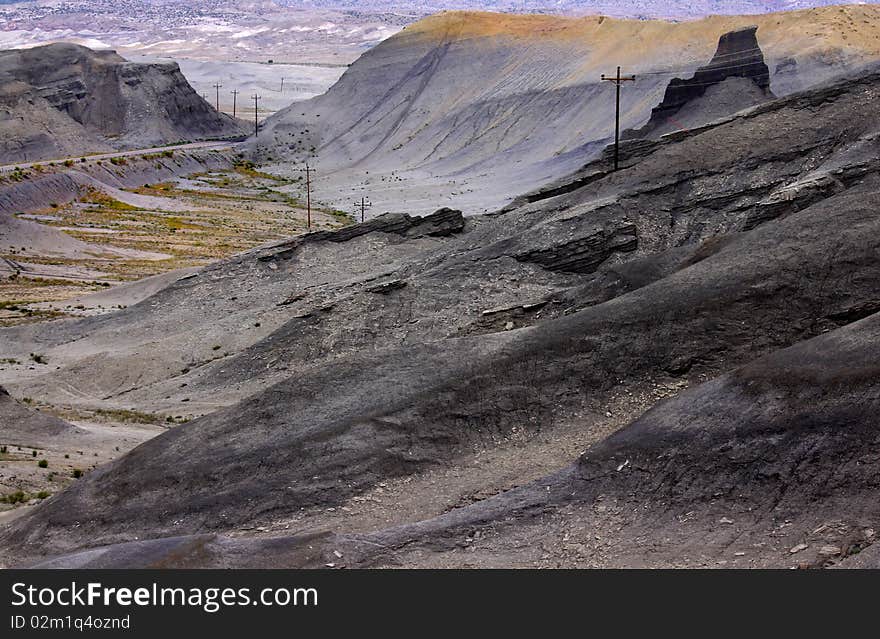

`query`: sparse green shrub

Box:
[38,459,48,468]
[36,491,50,499]
[71,469,83,479]
[29,353,47,364]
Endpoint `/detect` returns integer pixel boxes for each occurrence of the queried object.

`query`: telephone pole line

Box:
[230,89,239,118]
[212,82,222,111]
[600,66,636,171]
[355,196,372,223]
[299,162,316,230]
[251,94,261,136]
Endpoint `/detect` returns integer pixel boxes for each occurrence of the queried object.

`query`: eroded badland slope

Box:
[2,57,880,567]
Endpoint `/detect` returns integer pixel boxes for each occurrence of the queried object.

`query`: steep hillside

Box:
[252,4,880,216]
[0,43,245,163]
[2,66,880,566]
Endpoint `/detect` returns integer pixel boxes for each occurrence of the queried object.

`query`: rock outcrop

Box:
[0,43,245,163]
[624,26,774,140]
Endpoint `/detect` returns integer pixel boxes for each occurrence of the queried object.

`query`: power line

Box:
[355,196,372,223]
[636,54,768,77]
[230,89,239,119]
[299,162,316,230]
[601,66,635,171]
[212,82,222,112]
[251,94,261,136]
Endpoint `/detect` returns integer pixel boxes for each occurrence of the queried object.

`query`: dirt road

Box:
[0,140,243,173]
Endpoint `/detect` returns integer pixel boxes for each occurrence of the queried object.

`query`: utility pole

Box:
[212,82,222,111]
[299,162,316,230]
[251,94,261,136]
[355,196,372,223]
[600,66,636,171]
[280,77,285,93]
[230,89,239,118]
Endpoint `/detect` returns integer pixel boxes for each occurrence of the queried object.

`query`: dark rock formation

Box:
[324,207,466,242]
[257,208,465,262]
[515,223,637,274]
[625,26,774,140]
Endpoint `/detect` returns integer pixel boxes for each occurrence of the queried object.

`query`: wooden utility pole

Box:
[600,66,636,171]
[280,77,285,93]
[212,82,222,111]
[299,163,316,230]
[355,196,372,223]
[230,89,239,118]
[251,94,261,136]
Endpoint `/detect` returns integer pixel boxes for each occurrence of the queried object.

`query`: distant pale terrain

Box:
[0,1,414,64]
[131,56,347,119]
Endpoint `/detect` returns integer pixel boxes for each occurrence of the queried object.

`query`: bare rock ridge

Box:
[624,26,774,140]
[255,207,465,262]
[0,43,245,163]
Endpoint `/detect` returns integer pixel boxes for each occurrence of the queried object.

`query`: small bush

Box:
[71,469,83,478]
[36,491,50,499]
[38,459,48,468]
[1,491,27,504]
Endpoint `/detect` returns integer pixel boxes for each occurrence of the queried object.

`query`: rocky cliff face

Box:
[0,43,245,163]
